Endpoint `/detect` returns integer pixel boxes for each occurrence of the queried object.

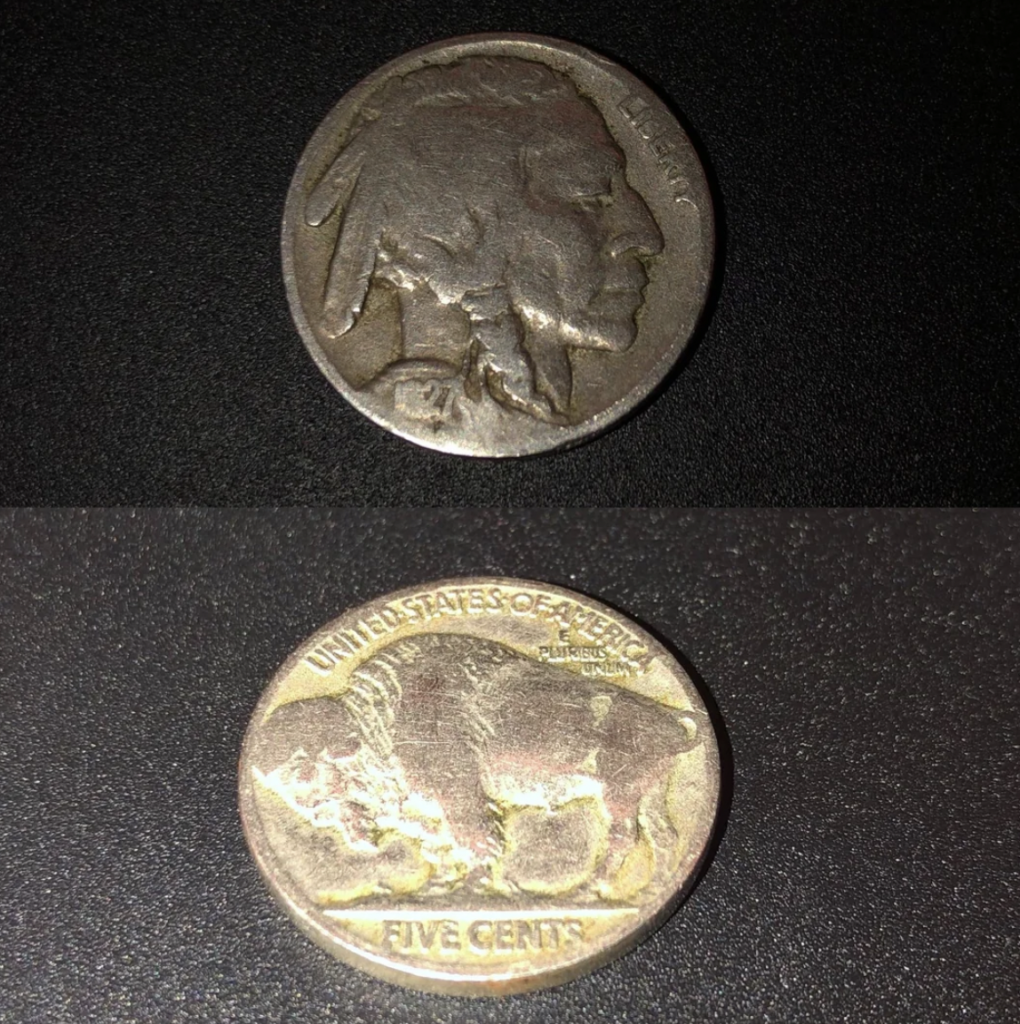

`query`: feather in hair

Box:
[305,143,363,227]
[320,180,382,338]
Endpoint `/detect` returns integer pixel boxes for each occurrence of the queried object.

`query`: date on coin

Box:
[282,35,714,456]
[239,578,720,995]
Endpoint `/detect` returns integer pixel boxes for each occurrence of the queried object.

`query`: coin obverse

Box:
[282,35,714,456]
[239,578,720,995]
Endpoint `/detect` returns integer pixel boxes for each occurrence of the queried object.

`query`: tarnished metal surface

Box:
[283,35,714,456]
[239,578,720,994]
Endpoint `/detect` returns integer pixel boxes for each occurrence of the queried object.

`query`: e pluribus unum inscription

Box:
[538,636,636,679]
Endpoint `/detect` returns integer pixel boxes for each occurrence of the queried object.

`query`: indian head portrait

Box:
[290,55,668,452]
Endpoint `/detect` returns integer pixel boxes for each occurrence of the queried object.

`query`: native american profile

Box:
[250,634,700,907]
[304,57,663,431]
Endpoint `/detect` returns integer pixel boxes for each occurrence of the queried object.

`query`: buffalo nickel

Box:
[282,35,714,456]
[239,578,720,994]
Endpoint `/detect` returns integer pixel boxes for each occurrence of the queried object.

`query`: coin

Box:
[239,578,720,995]
[282,35,714,457]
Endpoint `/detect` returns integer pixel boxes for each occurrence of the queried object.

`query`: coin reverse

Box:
[239,578,720,995]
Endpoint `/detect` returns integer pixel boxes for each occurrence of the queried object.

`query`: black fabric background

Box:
[1,509,1017,1022]
[2,1,1019,505]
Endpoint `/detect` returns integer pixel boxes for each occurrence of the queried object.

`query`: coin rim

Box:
[238,576,721,996]
[281,33,715,457]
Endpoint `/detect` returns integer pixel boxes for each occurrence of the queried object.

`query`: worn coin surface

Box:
[282,35,714,456]
[239,578,720,995]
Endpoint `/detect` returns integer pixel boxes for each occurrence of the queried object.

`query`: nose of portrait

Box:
[605,182,664,260]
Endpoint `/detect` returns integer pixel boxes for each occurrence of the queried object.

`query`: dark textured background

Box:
[1,509,1018,1022]
[2,1,1019,505]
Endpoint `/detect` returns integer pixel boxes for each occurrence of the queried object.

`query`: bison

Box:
[250,633,700,902]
